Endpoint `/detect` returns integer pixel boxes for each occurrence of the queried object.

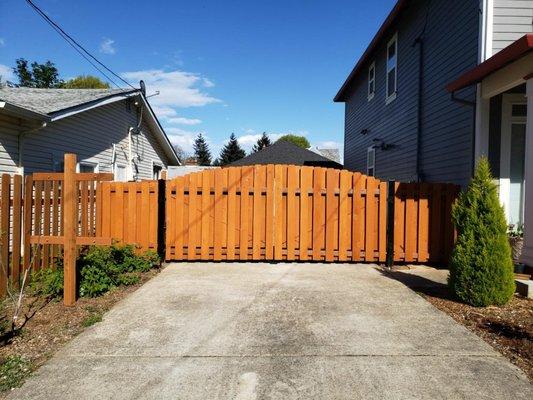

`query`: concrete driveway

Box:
[10,263,531,399]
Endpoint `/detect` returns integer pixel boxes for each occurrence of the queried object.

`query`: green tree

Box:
[218,133,245,165]
[276,134,310,149]
[62,75,110,89]
[193,133,212,166]
[448,158,515,307]
[252,132,272,153]
[13,58,63,88]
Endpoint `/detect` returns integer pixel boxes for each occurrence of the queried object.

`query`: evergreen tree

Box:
[193,133,212,166]
[252,132,272,153]
[218,133,245,165]
[448,157,515,307]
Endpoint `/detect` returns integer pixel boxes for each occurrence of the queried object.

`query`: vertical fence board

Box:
[12,175,22,284]
[299,168,312,261]
[338,170,351,261]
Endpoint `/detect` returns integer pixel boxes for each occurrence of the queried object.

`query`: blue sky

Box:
[0,0,395,159]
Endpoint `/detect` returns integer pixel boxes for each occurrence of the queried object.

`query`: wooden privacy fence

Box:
[0,159,461,304]
[164,166,460,264]
[392,182,460,263]
[97,180,160,252]
[165,165,388,262]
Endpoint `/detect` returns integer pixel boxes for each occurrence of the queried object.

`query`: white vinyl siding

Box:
[0,114,23,174]
[492,0,533,54]
[18,98,170,179]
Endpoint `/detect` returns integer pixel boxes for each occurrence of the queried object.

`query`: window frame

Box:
[385,32,398,104]
[77,161,99,173]
[367,146,376,177]
[367,61,376,101]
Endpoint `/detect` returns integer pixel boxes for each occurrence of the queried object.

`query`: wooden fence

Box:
[165,165,388,262]
[392,182,459,263]
[98,181,160,252]
[0,159,461,303]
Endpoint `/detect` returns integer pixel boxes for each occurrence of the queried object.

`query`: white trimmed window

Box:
[77,161,99,173]
[386,33,398,104]
[367,61,376,100]
[367,147,376,177]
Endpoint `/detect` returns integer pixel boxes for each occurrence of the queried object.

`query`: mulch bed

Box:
[421,287,533,381]
[0,269,159,397]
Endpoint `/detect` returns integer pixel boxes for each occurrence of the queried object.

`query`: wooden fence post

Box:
[63,154,77,306]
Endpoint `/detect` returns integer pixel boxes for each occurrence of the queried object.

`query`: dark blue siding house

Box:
[335,0,480,187]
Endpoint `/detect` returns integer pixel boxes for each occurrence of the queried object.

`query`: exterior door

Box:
[500,94,527,225]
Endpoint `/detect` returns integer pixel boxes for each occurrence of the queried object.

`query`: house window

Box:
[367,147,376,176]
[152,163,163,180]
[368,61,376,101]
[115,164,127,182]
[386,33,398,104]
[77,161,98,173]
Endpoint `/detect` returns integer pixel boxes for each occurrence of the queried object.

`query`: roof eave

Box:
[0,101,51,121]
[334,0,408,102]
[446,34,533,93]
[138,94,181,166]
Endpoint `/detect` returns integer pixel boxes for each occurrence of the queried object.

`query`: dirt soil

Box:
[0,269,159,398]
[422,287,532,381]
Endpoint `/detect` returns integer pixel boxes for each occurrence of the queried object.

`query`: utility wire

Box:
[25,0,136,90]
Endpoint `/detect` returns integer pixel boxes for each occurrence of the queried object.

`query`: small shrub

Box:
[77,245,160,298]
[29,267,64,299]
[448,158,515,307]
[0,356,31,392]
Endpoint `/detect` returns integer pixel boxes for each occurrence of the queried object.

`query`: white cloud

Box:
[165,117,202,125]
[235,130,309,152]
[121,69,220,110]
[0,64,15,82]
[166,127,199,153]
[99,38,116,55]
[0,38,5,47]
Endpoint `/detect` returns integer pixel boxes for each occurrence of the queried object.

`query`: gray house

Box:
[335,0,532,265]
[0,87,179,180]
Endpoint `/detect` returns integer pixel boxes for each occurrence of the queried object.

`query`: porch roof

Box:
[446,34,533,93]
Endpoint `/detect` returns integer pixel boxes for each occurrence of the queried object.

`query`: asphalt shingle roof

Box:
[230,140,343,168]
[0,87,136,115]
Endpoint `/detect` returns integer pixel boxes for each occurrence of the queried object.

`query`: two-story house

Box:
[334,0,532,265]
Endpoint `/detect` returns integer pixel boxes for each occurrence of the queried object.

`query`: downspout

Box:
[18,121,47,174]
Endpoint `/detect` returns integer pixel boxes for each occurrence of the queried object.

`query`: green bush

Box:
[78,245,160,297]
[448,158,515,307]
[29,267,64,299]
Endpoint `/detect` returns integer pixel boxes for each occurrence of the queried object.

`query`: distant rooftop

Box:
[0,87,137,115]
[312,147,341,164]
[230,140,343,169]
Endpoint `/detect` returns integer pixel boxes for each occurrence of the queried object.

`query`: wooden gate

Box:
[165,165,388,262]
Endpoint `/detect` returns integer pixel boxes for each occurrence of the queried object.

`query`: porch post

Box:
[520,77,533,267]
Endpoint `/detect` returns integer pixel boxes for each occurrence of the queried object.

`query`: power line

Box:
[25,0,136,90]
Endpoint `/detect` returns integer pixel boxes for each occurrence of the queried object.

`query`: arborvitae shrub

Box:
[448,158,515,307]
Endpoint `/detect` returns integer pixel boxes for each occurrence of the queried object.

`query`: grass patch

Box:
[0,356,32,392]
[81,313,102,328]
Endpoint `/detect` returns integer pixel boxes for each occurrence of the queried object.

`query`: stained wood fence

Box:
[0,160,461,303]
[165,166,387,261]
[98,181,160,252]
